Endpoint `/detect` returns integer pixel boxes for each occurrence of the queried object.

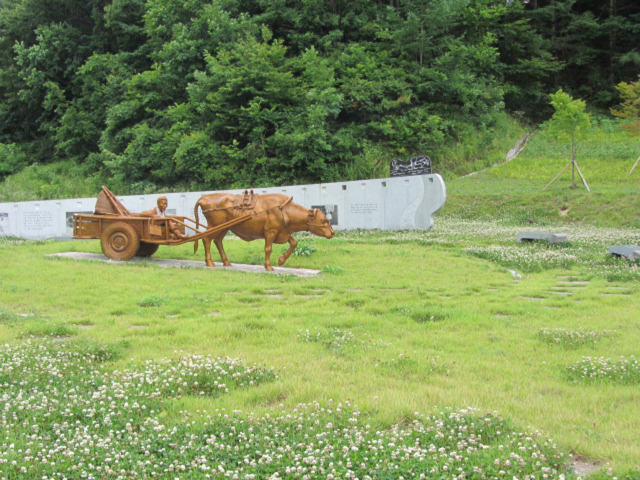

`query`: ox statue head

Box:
[307,208,334,239]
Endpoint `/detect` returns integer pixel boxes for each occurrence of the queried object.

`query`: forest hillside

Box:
[0,0,638,198]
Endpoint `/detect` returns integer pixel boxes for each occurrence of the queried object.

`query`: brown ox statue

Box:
[194,193,334,271]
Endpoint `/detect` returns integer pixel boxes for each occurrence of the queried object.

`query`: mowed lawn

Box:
[1,214,639,477]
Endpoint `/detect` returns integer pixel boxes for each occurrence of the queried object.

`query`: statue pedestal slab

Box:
[49,252,321,277]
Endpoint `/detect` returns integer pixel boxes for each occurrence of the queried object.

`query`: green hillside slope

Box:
[444,119,640,228]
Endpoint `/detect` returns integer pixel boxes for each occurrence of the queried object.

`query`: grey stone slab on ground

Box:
[609,245,640,261]
[517,232,568,243]
[49,252,321,277]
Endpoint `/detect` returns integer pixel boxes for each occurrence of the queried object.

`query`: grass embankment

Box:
[1,217,639,478]
[444,118,640,228]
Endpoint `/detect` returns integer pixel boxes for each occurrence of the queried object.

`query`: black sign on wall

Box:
[311,205,338,226]
[390,156,432,177]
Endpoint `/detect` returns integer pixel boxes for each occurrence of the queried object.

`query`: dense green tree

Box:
[107,31,352,188]
[491,1,562,119]
[611,75,640,135]
[523,0,640,109]
[0,0,149,172]
[54,54,136,164]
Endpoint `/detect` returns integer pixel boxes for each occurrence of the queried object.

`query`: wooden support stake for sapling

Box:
[573,160,590,192]
[543,161,572,191]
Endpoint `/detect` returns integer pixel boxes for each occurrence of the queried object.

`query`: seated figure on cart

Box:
[140,196,186,240]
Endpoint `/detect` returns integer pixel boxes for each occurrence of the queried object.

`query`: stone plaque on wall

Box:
[23,211,53,231]
[350,203,379,215]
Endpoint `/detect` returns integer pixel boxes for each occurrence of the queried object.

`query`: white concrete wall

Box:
[0,174,445,239]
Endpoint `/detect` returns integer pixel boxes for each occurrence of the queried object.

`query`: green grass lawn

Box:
[1,120,639,479]
[1,215,639,478]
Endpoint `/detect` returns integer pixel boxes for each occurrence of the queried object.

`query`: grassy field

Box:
[1,214,639,479]
[1,121,639,479]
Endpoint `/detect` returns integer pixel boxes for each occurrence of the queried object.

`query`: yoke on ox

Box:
[194,191,334,271]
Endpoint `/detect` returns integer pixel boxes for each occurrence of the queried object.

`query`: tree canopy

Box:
[0,0,638,193]
[612,75,640,136]
[547,89,591,144]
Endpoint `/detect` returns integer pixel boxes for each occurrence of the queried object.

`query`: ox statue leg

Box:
[263,230,278,271]
[202,237,215,268]
[213,231,232,267]
[278,235,298,267]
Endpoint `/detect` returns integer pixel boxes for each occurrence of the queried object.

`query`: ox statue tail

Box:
[194,199,201,254]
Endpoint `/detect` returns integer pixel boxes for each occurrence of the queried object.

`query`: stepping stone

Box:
[517,232,568,243]
[551,285,586,289]
[557,281,590,285]
[520,296,546,301]
[546,291,572,296]
[570,456,600,477]
[609,245,640,261]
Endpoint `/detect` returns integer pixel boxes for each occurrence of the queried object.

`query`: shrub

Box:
[138,295,168,307]
[566,356,640,384]
[537,328,609,349]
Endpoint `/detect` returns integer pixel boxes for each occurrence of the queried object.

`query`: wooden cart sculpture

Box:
[73,186,251,261]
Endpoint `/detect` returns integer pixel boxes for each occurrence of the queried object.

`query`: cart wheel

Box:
[101,223,140,260]
[136,242,159,257]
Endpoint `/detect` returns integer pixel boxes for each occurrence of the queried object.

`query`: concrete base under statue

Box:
[49,252,321,277]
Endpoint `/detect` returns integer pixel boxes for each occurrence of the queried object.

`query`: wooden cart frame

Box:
[73,186,251,261]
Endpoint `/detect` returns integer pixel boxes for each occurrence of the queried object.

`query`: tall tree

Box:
[0,0,148,166]
[522,0,640,109]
